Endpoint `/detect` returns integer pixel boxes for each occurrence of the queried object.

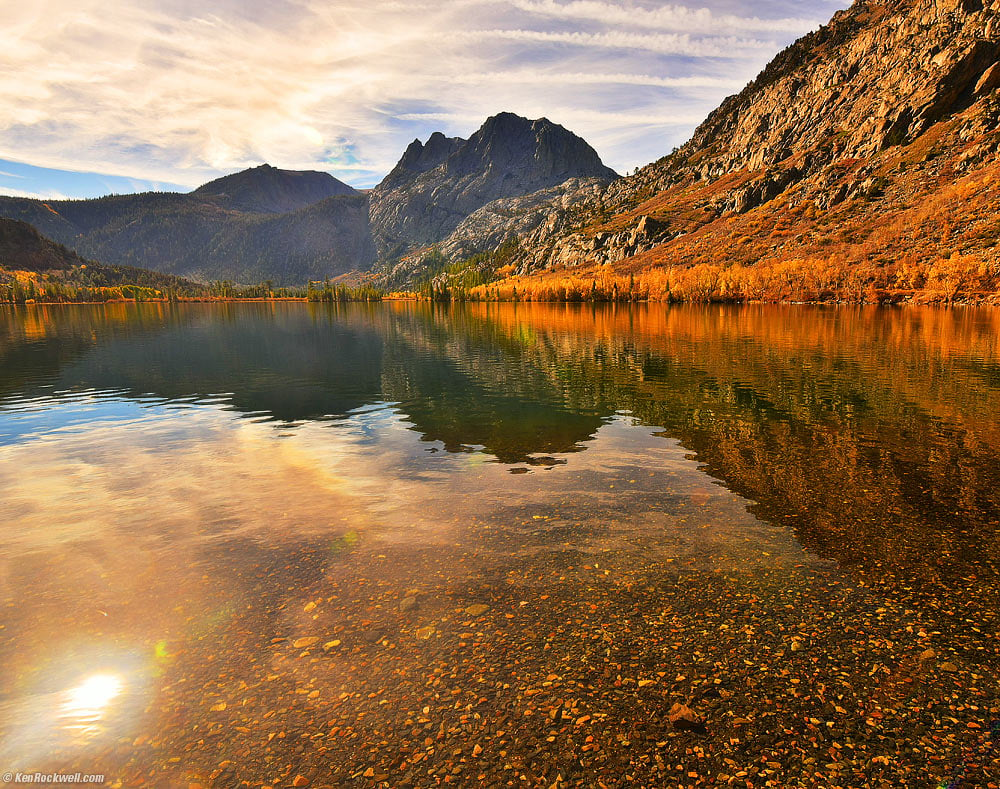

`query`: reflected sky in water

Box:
[1,302,999,786]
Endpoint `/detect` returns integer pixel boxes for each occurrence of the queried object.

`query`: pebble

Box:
[36,499,1000,789]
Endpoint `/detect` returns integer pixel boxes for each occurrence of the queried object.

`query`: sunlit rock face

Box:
[429,0,1000,279]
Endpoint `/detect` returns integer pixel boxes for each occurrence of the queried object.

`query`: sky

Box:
[0,0,851,199]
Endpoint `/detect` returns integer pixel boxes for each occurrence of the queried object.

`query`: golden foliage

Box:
[470,251,1000,305]
[476,134,1000,305]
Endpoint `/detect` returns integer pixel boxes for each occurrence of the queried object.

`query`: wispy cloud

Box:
[0,185,69,200]
[450,71,745,89]
[398,109,706,127]
[508,1,826,34]
[447,28,778,56]
[0,0,848,192]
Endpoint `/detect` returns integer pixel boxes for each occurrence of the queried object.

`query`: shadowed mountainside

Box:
[0,170,375,285]
[191,164,357,214]
[0,217,207,301]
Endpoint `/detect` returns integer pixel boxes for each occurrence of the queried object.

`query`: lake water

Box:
[0,302,998,787]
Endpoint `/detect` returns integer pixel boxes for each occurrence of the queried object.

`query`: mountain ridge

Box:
[0,113,618,285]
[0,216,213,301]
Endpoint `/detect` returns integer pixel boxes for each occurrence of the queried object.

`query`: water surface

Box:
[1,303,998,787]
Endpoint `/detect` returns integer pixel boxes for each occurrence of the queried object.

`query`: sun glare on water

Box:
[62,673,124,722]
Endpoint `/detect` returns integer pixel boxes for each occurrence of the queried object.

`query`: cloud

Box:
[398,108,707,128]
[447,28,779,56]
[0,0,848,191]
[0,185,69,200]
[508,0,826,34]
[450,71,745,89]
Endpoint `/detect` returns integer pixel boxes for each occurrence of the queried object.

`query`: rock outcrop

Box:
[440,177,610,262]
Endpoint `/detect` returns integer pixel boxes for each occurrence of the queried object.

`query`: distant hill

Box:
[0,168,375,285]
[192,163,357,213]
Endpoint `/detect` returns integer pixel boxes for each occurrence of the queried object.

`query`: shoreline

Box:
[7,297,998,307]
[4,289,1000,307]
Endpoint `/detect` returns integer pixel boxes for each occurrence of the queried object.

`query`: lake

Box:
[1,302,998,787]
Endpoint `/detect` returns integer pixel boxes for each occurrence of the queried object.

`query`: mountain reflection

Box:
[2,301,1000,604]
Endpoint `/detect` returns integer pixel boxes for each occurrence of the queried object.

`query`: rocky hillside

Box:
[452,0,1000,302]
[369,112,618,260]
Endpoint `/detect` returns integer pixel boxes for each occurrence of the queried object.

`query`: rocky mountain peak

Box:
[382,131,465,190]
[451,113,617,186]
[369,113,618,257]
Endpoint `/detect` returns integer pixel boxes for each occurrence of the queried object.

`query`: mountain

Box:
[0,167,375,284]
[0,115,617,285]
[377,131,465,192]
[0,217,209,299]
[192,163,357,213]
[369,112,618,259]
[443,0,1000,303]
